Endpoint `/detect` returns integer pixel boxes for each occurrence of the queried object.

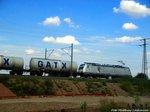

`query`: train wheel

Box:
[17,71,23,75]
[108,76,112,80]
[10,71,15,75]
[30,72,35,76]
[37,72,43,76]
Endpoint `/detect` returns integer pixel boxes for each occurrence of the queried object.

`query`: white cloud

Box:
[115,36,142,43]
[25,48,35,55]
[82,48,92,54]
[70,24,80,29]
[42,16,61,26]
[42,35,80,45]
[79,48,101,55]
[74,49,81,53]
[0,50,9,55]
[62,49,70,54]
[61,49,81,54]
[113,7,119,13]
[95,50,101,54]
[43,36,55,43]
[50,53,61,58]
[113,0,150,17]
[64,18,72,24]
[147,52,150,55]
[41,17,79,28]
[64,17,80,28]
[122,22,138,30]
[3,50,8,54]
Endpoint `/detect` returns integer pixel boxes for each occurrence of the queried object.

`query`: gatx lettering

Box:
[62,63,67,69]
[38,61,59,69]
[54,62,58,68]
[3,58,9,65]
[46,62,51,68]
[38,61,43,67]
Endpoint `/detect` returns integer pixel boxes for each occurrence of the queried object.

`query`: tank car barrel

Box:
[29,58,78,76]
[0,55,24,75]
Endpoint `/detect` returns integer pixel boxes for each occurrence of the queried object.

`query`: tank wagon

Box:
[77,62,131,78]
[30,58,78,76]
[0,55,24,75]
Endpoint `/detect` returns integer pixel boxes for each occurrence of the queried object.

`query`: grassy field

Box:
[0,75,150,112]
[0,75,150,96]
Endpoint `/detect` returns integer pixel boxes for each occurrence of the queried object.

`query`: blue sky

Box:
[0,0,150,76]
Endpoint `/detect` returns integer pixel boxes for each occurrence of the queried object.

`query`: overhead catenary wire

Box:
[44,44,74,77]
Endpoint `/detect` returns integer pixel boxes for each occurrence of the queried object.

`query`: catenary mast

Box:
[139,38,149,76]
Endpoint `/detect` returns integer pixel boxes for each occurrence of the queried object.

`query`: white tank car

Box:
[30,58,78,76]
[61,61,78,72]
[78,62,131,78]
[0,55,24,75]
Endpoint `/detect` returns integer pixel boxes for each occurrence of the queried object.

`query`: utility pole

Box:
[139,38,149,76]
[44,48,54,59]
[45,44,74,77]
[61,43,73,76]
[71,43,73,77]
[61,44,74,77]
[45,48,47,59]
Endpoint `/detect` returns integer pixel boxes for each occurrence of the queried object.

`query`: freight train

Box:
[0,55,132,78]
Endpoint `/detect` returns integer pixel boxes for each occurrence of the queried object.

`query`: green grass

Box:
[99,100,150,112]
[0,75,150,96]
[99,100,126,112]
[0,75,55,96]
[81,101,87,112]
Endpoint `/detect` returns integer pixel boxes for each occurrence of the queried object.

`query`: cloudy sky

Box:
[0,0,150,76]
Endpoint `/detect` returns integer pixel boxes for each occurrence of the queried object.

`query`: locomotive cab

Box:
[77,64,85,76]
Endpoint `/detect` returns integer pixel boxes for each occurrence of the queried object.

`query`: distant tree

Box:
[135,73,148,79]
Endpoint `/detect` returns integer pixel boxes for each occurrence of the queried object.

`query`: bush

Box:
[4,76,55,96]
[120,82,134,96]
[86,82,102,94]
[44,79,55,95]
[102,82,107,86]
[132,78,150,95]
[99,100,118,112]
[0,76,9,85]
[99,100,127,112]
[81,101,87,112]
[135,73,148,79]
[101,88,111,94]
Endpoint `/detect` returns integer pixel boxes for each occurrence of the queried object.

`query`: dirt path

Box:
[0,96,150,112]
[0,83,16,97]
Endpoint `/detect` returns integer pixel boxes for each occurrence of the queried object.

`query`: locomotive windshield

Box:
[78,64,85,70]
